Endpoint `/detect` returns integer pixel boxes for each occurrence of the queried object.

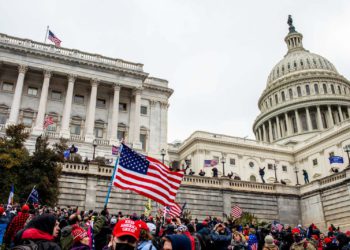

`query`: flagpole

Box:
[25,185,36,204]
[44,26,49,43]
[104,144,123,209]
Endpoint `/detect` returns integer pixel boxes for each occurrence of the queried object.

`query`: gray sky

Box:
[1,0,350,142]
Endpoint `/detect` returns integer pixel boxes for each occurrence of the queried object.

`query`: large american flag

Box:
[165,203,182,218]
[231,205,243,218]
[113,144,184,206]
[43,116,54,129]
[48,30,61,47]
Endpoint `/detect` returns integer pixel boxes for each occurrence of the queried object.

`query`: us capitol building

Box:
[1,17,350,228]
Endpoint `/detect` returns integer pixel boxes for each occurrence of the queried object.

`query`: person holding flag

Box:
[7,185,14,208]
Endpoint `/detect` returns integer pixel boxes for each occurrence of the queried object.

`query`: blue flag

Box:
[28,188,39,203]
[329,156,344,164]
[64,150,70,159]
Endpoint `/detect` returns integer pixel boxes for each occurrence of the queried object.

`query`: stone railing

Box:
[95,138,110,146]
[24,127,32,134]
[60,162,89,174]
[0,33,144,72]
[44,131,60,139]
[70,134,85,142]
[98,165,114,177]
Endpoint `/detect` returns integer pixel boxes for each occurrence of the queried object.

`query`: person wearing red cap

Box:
[136,220,157,250]
[111,219,140,250]
[3,204,30,245]
[71,224,90,250]
[290,228,316,250]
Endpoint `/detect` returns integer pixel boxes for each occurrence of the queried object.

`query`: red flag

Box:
[113,144,184,206]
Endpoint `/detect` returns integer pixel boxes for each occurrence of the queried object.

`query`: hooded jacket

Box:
[164,234,192,250]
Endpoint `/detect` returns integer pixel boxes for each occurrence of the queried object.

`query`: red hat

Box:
[113,219,140,241]
[345,231,350,237]
[21,204,29,212]
[292,228,300,234]
[202,220,208,226]
[166,218,171,224]
[71,225,88,243]
[137,220,149,232]
[324,237,332,244]
[312,235,319,240]
[0,207,4,215]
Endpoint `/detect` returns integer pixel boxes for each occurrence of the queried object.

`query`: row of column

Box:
[256,105,350,142]
[6,65,143,147]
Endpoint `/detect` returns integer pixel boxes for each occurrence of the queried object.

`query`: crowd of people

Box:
[0,203,350,250]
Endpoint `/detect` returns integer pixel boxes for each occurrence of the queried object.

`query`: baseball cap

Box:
[113,219,140,241]
[137,220,149,232]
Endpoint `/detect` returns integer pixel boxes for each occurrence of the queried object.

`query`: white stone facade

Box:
[0,33,172,161]
[168,20,350,185]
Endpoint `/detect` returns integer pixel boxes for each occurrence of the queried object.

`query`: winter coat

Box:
[229,240,248,250]
[70,242,90,250]
[262,244,278,250]
[4,212,29,243]
[60,225,73,250]
[93,215,111,250]
[164,234,192,250]
[137,240,157,250]
[20,228,61,250]
[290,239,316,250]
[210,227,232,250]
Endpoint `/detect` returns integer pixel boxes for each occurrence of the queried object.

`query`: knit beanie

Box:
[71,224,88,243]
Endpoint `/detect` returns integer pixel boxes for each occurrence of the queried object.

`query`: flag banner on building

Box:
[112,143,184,206]
[231,205,243,218]
[28,188,39,203]
[112,145,119,155]
[48,30,62,47]
[329,156,344,164]
[204,159,218,168]
[7,184,14,205]
[43,116,54,129]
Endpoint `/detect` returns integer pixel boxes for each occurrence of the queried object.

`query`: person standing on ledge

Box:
[212,167,218,177]
[303,169,310,184]
[259,167,266,183]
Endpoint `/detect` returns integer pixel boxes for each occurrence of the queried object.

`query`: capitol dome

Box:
[253,16,350,145]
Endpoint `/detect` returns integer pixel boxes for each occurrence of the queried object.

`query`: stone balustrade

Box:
[95,138,110,146]
[70,134,85,142]
[0,33,144,72]
[44,131,60,139]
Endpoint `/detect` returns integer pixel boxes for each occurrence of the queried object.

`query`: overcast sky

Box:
[1,0,350,142]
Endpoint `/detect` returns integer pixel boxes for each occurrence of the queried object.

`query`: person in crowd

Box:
[3,204,30,246]
[198,170,205,177]
[0,206,11,245]
[60,213,82,250]
[111,218,140,250]
[210,222,231,250]
[259,167,266,183]
[263,235,278,250]
[227,172,234,179]
[94,209,112,250]
[228,231,247,250]
[303,170,310,184]
[162,234,192,250]
[290,228,315,250]
[71,224,90,250]
[137,220,157,250]
[16,213,60,250]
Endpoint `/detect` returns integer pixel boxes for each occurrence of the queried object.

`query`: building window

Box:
[230,158,235,165]
[338,85,342,94]
[282,165,287,172]
[51,91,62,100]
[213,156,220,163]
[250,175,257,182]
[292,116,298,133]
[323,84,328,94]
[117,130,125,140]
[74,95,84,104]
[313,159,318,166]
[297,86,302,97]
[321,111,328,129]
[140,134,147,151]
[305,85,310,95]
[46,114,58,131]
[141,106,148,115]
[331,85,335,94]
[22,117,33,127]
[268,164,273,170]
[300,112,308,131]
[70,125,81,135]
[311,111,318,130]
[281,91,285,101]
[96,98,106,108]
[314,84,319,94]
[2,82,14,91]
[94,128,103,138]
[28,87,38,96]
[289,89,293,99]
[0,113,7,124]
[269,98,272,107]
[275,94,278,104]
[119,103,127,111]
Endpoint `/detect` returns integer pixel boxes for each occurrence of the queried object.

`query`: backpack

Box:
[12,240,39,250]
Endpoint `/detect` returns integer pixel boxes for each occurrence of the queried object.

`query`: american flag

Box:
[204,159,218,167]
[165,203,182,217]
[248,234,258,250]
[231,205,243,218]
[43,116,54,129]
[112,145,119,155]
[113,144,184,206]
[48,30,61,47]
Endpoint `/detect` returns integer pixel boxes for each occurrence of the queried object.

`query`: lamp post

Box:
[92,139,97,160]
[343,145,350,168]
[294,166,300,186]
[273,164,278,183]
[161,148,166,164]
[221,156,226,177]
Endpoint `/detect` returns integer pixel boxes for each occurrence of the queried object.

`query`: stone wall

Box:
[57,162,350,230]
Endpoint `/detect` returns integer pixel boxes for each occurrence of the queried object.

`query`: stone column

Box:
[132,88,142,149]
[295,110,301,133]
[148,100,159,155]
[85,79,98,143]
[109,84,121,145]
[160,102,169,150]
[276,116,281,139]
[60,75,76,139]
[7,65,28,125]
[338,105,344,122]
[33,70,51,135]
[284,113,290,136]
[262,123,267,142]
[268,120,273,142]
[258,127,262,141]
[316,106,324,130]
[306,107,313,131]
[327,105,334,127]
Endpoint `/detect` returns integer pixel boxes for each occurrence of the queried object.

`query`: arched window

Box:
[289,89,293,99]
[305,85,310,95]
[281,91,285,101]
[323,84,328,94]
[300,60,304,67]
[275,94,278,104]
[338,85,342,94]
[331,84,335,94]
[269,98,272,107]
[250,175,257,182]
[297,86,302,97]
[314,84,319,94]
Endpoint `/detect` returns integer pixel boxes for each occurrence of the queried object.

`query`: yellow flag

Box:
[144,199,152,216]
